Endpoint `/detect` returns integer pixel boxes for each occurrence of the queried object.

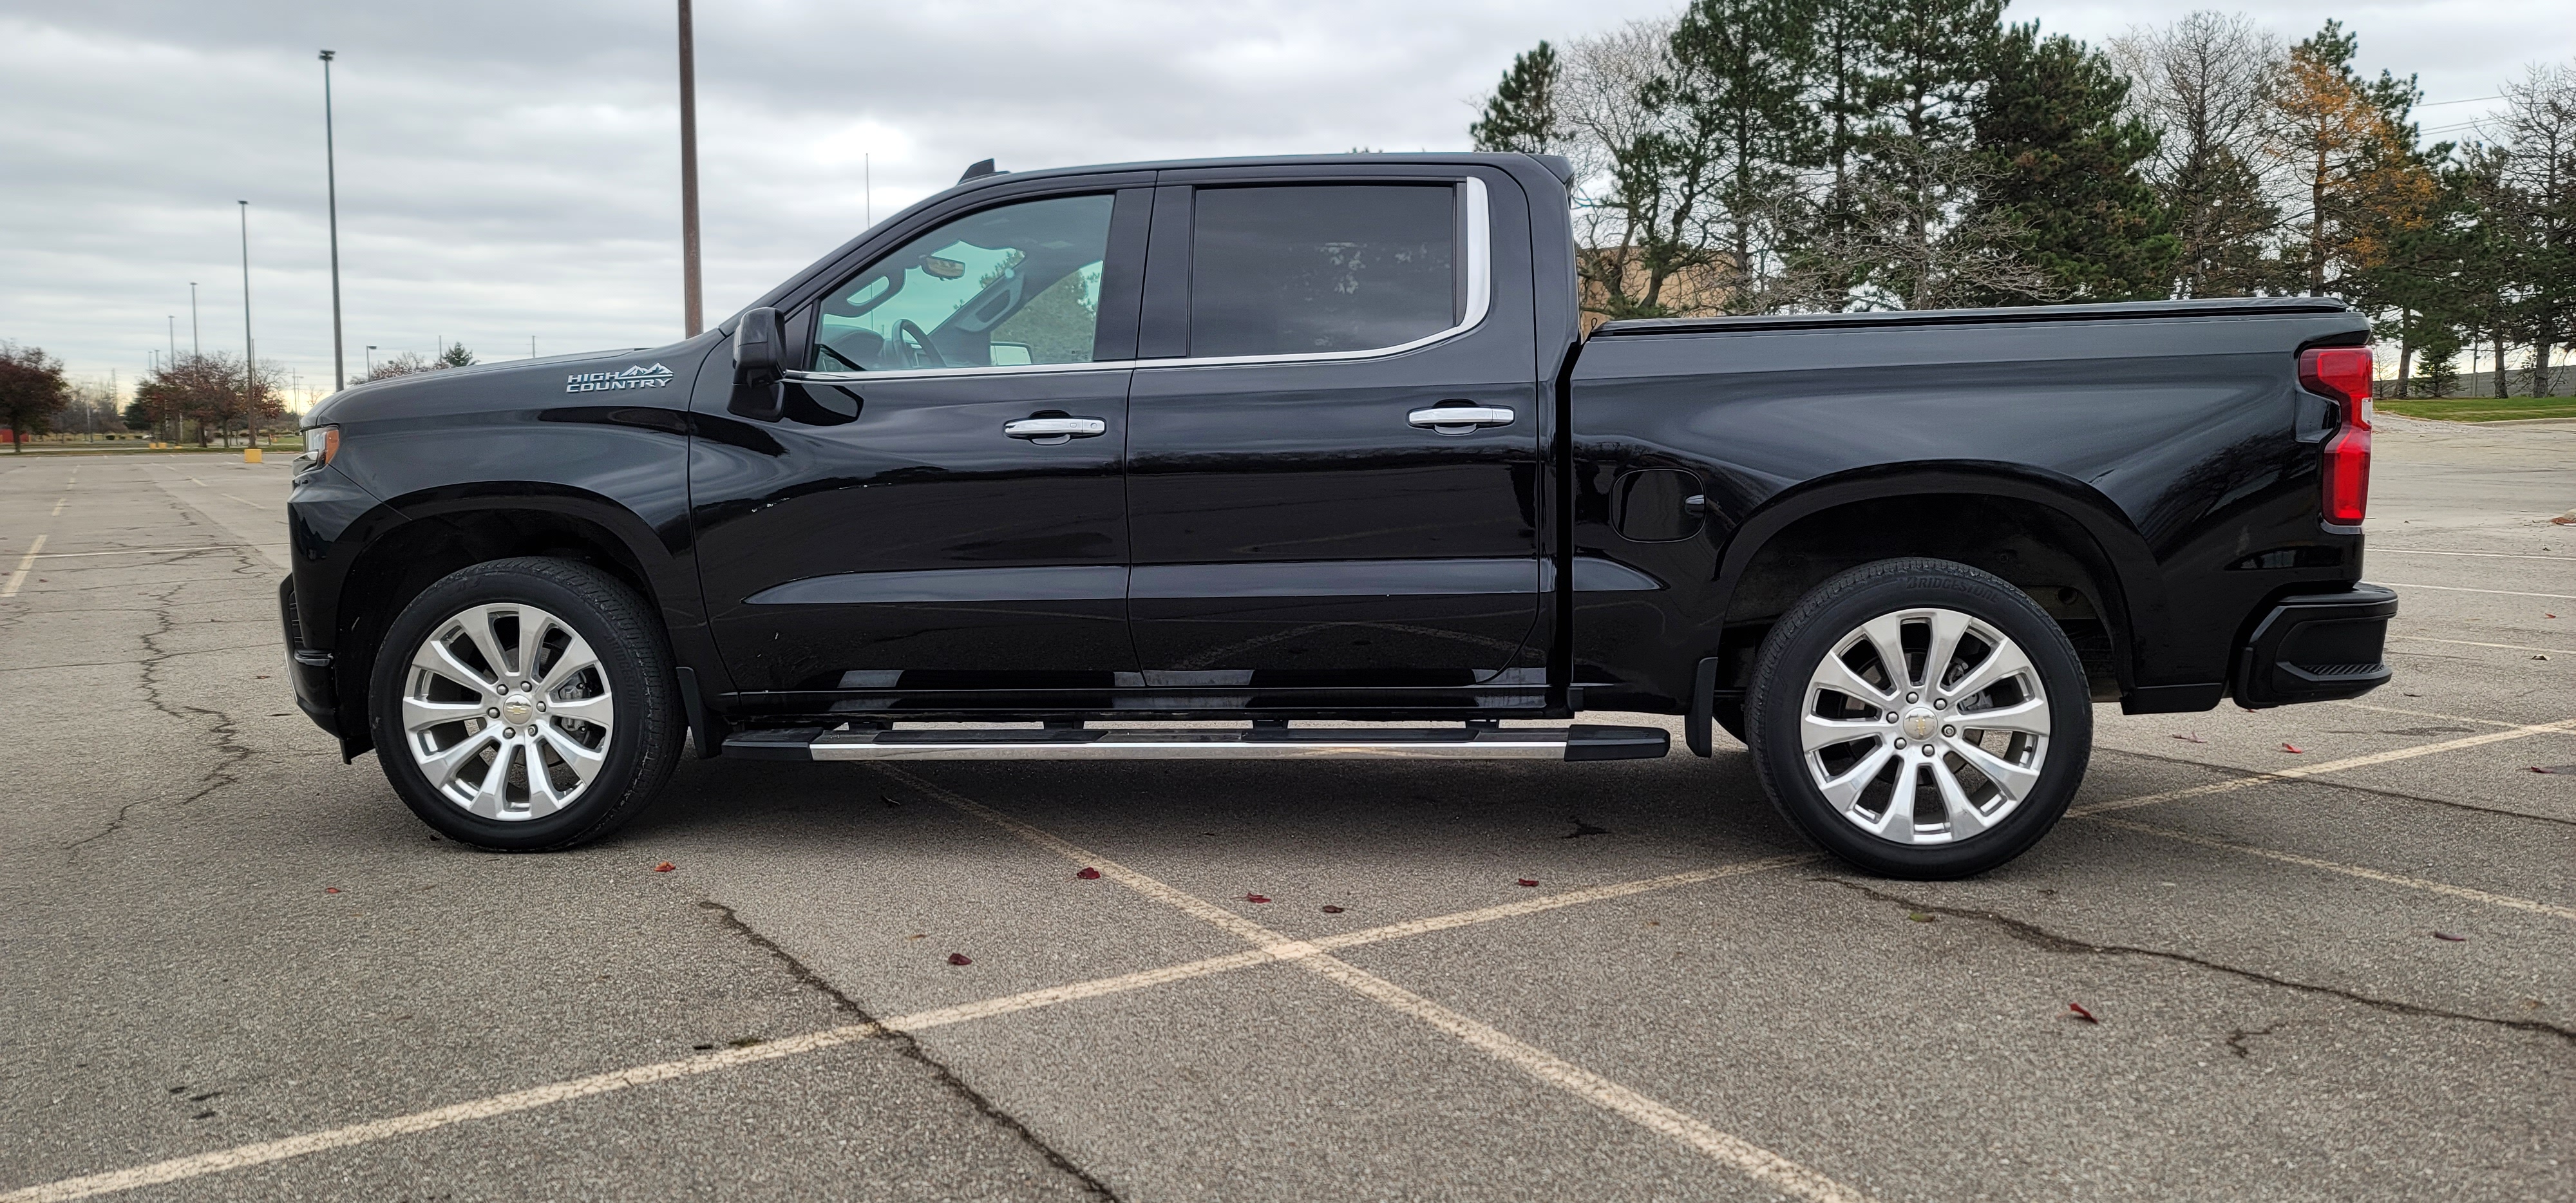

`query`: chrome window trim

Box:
[780,176,1493,386]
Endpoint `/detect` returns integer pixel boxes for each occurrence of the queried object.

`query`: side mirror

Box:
[734,307,784,384]
[727,307,787,422]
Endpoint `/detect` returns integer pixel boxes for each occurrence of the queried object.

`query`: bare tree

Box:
[1555,19,1714,319]
[2111,11,2282,296]
[363,351,440,382]
[2499,62,2576,392]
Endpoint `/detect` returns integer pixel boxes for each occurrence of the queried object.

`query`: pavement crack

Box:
[2224,1023,2279,1059]
[694,898,1122,1200]
[1821,878,2576,1047]
[62,574,261,860]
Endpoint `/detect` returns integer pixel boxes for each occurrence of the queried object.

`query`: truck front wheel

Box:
[368,558,683,851]
[1743,558,2091,879]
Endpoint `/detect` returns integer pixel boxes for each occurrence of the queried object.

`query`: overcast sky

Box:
[2,1,2567,406]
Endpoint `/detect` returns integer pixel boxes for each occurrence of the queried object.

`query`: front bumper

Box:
[279,576,339,734]
[2233,583,2397,708]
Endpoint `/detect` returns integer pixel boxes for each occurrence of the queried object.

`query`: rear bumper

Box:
[279,576,339,734]
[2233,583,2397,708]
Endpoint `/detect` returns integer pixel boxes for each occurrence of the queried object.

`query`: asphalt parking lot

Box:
[2,417,2570,1202]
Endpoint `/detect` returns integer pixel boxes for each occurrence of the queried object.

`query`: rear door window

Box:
[1187,185,1459,358]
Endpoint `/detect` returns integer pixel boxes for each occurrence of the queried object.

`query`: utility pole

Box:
[167,316,176,362]
[189,283,200,356]
[676,0,703,337]
[321,50,347,392]
[239,200,260,448]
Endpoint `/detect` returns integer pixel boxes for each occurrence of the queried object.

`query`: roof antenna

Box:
[958,158,999,183]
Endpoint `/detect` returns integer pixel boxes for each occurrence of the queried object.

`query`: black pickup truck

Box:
[284,151,2394,877]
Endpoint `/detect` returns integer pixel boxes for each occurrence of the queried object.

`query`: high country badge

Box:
[565,363,676,393]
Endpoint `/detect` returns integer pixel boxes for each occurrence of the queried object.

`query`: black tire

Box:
[369,558,682,851]
[1743,558,2091,879]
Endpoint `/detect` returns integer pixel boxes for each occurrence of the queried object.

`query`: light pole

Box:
[676,0,703,337]
[321,50,346,392]
[239,200,260,448]
[366,345,377,375]
[167,316,176,363]
[189,283,200,356]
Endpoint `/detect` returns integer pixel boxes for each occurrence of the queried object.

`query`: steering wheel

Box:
[893,319,947,369]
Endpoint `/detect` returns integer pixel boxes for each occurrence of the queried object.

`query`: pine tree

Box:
[1968,23,2175,302]
[1664,0,1819,311]
[2269,21,2432,301]
[438,341,477,368]
[1855,0,2013,306]
[1471,42,1564,155]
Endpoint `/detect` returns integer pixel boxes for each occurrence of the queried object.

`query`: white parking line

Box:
[2389,633,2576,658]
[3,535,46,598]
[2072,717,2576,817]
[2381,581,2576,601]
[0,851,1808,1203]
[886,766,1871,1203]
[2335,699,2575,730]
[32,545,259,560]
[2087,815,2576,922]
[2373,549,2576,562]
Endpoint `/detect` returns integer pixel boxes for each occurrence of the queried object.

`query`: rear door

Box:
[1122,166,1546,708]
[689,184,1150,708]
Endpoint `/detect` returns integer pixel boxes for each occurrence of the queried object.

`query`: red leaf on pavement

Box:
[1244,894,1271,904]
[2067,1002,2099,1024]
[652,862,676,873]
[1517,879,1540,887]
[323,887,340,894]
[2280,743,2304,753]
[1320,905,1345,913]
[1075,867,1101,880]
[2172,732,2207,744]
[2433,931,2468,942]
[2532,765,2576,774]
[947,952,972,965]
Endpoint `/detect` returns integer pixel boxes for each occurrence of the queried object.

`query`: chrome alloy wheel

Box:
[1797,607,2051,845]
[401,602,615,820]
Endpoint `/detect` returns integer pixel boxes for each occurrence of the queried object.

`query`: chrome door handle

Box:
[1003,417,1107,444]
[1406,404,1515,435]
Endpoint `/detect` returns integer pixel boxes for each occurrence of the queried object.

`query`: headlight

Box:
[296,425,339,471]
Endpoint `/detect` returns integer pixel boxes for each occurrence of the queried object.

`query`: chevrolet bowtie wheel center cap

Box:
[501,696,535,726]
[1903,708,1937,741]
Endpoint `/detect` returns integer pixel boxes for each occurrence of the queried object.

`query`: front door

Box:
[1122,171,1546,707]
[691,189,1148,709]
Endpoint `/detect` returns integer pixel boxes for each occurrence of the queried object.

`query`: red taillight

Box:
[2301,347,2372,525]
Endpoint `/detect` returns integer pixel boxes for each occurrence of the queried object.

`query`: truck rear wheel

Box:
[1743,558,2090,879]
[368,558,682,851]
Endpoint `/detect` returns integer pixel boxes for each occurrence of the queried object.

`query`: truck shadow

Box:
[625,744,1808,869]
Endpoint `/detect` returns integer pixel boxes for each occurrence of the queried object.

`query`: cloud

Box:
[1,0,2567,404]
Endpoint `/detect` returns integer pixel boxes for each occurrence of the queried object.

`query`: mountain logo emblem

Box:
[564,363,677,393]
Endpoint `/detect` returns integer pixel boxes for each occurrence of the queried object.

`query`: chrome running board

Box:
[723,724,1667,763]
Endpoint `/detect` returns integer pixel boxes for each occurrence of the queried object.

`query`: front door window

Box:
[814,194,1113,372]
